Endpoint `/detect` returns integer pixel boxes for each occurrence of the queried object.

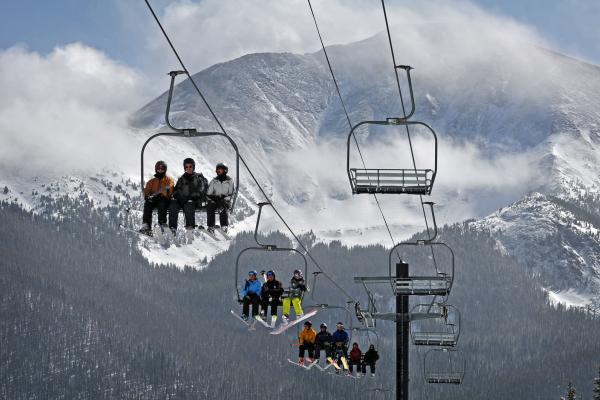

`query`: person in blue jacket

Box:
[240,270,262,320]
[332,321,350,365]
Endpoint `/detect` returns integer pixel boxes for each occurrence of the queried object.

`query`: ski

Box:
[229,310,256,331]
[270,308,318,335]
[326,357,341,370]
[270,315,277,328]
[198,226,220,241]
[119,223,153,237]
[254,314,273,329]
[214,226,232,240]
[340,356,349,370]
[287,359,320,370]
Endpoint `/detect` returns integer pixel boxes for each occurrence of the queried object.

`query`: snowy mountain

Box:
[4,28,600,307]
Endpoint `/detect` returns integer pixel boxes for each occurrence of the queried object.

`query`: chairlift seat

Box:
[425,373,463,384]
[395,276,452,295]
[412,332,458,347]
[350,168,433,195]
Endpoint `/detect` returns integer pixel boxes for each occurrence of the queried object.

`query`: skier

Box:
[332,322,349,366]
[314,323,333,363]
[282,269,307,323]
[298,320,317,365]
[168,158,208,233]
[348,342,365,376]
[240,270,262,321]
[260,270,284,319]
[206,162,235,233]
[139,160,174,235]
[363,344,380,377]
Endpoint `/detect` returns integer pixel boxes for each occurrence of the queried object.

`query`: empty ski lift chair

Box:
[423,348,465,384]
[234,202,308,302]
[410,303,461,347]
[140,70,240,213]
[346,66,438,195]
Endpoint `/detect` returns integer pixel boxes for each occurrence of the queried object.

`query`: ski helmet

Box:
[266,270,275,277]
[215,162,228,174]
[248,270,258,276]
[183,158,195,170]
[320,323,327,329]
[155,160,167,173]
[304,320,312,327]
[293,269,303,277]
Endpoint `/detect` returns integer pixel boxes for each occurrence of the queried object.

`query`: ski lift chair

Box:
[346,67,437,195]
[234,202,308,302]
[140,71,240,215]
[410,303,461,347]
[423,348,466,384]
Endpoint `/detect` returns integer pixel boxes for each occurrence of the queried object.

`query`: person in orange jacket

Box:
[139,160,175,235]
[298,320,317,365]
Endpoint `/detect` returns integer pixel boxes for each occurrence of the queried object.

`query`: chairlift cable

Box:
[380,0,439,270]
[144,0,357,303]
[308,0,401,260]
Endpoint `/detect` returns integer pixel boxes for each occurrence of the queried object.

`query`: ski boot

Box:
[281,315,290,324]
[298,357,304,366]
[241,314,249,322]
[138,223,152,236]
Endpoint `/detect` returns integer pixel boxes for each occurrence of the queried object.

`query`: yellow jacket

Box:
[299,328,317,345]
[144,175,175,199]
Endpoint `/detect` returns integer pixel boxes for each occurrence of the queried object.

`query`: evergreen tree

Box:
[594,366,600,400]
[566,382,576,400]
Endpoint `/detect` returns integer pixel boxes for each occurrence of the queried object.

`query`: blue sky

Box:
[1,0,599,71]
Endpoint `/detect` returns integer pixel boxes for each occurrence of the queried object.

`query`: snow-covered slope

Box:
[471,193,600,309]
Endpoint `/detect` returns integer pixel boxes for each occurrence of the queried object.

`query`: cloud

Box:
[0,43,147,176]
[142,0,548,77]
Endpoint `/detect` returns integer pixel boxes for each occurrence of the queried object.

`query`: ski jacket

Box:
[285,276,306,298]
[207,175,235,200]
[298,328,317,345]
[173,172,208,203]
[262,279,284,298]
[241,279,262,298]
[316,331,333,345]
[144,175,174,199]
[332,330,349,345]
[349,347,362,362]
[363,349,379,364]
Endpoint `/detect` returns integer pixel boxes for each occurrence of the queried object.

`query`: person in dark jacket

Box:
[240,270,261,320]
[139,160,174,235]
[206,162,235,233]
[363,344,380,376]
[260,270,284,319]
[169,158,208,232]
[348,342,365,376]
[314,323,333,363]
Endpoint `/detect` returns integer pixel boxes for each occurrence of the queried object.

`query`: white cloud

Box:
[142,0,547,77]
[0,43,146,176]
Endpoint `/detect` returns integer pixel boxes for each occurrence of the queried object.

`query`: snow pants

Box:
[169,199,202,229]
[242,293,260,317]
[314,343,332,360]
[261,294,281,316]
[282,297,303,317]
[142,196,168,226]
[365,362,376,374]
[299,343,315,359]
[349,360,366,374]
[207,199,229,227]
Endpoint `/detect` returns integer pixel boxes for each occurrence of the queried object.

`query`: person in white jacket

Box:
[206,162,235,232]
